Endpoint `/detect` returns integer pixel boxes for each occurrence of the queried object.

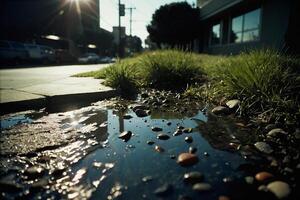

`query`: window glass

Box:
[243,30,259,42]
[232,15,243,33]
[244,8,260,30]
[230,8,260,43]
[211,23,221,45]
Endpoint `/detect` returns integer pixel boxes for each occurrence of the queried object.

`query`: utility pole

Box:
[126,7,136,36]
[118,0,121,57]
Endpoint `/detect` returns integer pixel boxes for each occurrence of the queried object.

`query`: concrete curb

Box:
[0,89,118,114]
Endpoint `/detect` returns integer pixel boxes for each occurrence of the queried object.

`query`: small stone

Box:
[267,128,287,137]
[154,184,173,196]
[177,153,199,166]
[223,177,233,183]
[192,183,211,192]
[152,127,163,132]
[135,109,148,117]
[204,152,209,156]
[173,129,183,136]
[142,176,153,183]
[183,172,204,184]
[212,106,230,115]
[226,99,240,109]
[244,176,254,184]
[147,141,155,145]
[258,185,268,192]
[167,122,172,126]
[99,121,108,127]
[141,93,149,98]
[185,136,193,143]
[254,142,273,154]
[183,128,193,133]
[155,145,165,153]
[123,115,133,119]
[189,147,197,154]
[130,104,147,112]
[170,155,176,159]
[157,133,170,140]
[267,181,291,199]
[118,131,132,142]
[255,172,274,181]
[177,126,184,130]
[218,195,230,200]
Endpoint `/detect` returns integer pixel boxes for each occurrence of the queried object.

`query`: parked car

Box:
[0,40,29,64]
[78,53,100,64]
[99,56,113,63]
[24,44,56,63]
[55,49,76,64]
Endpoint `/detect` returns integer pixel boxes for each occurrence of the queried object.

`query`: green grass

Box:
[74,49,300,122]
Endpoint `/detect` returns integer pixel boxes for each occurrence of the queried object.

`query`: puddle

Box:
[0,104,267,200]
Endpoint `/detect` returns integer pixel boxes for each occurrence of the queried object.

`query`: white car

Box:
[78,53,100,64]
[25,44,55,63]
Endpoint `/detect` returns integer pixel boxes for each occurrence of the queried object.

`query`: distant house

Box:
[196,0,300,54]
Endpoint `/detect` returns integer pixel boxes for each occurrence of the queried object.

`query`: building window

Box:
[211,23,221,45]
[230,8,261,43]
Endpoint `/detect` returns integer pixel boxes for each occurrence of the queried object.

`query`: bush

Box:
[140,50,206,90]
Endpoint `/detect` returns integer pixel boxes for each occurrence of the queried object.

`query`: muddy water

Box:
[0,104,259,200]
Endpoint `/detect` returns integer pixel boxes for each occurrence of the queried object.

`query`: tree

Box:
[147,2,200,49]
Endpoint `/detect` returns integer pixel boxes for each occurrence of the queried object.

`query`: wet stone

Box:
[135,109,148,117]
[192,183,212,192]
[267,181,291,199]
[123,115,133,120]
[183,128,193,133]
[167,122,172,126]
[157,133,170,140]
[118,131,132,142]
[173,129,183,136]
[254,142,273,154]
[170,155,176,159]
[255,172,274,181]
[177,126,184,130]
[130,104,147,112]
[185,136,193,143]
[24,166,45,179]
[147,141,155,145]
[155,145,165,153]
[99,121,108,128]
[212,106,230,115]
[177,153,199,166]
[218,195,231,200]
[189,147,197,154]
[244,176,254,184]
[152,127,163,132]
[178,195,192,200]
[142,176,153,183]
[154,184,173,197]
[204,152,209,156]
[183,171,204,184]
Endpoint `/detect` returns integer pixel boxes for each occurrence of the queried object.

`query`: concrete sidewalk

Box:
[0,64,117,113]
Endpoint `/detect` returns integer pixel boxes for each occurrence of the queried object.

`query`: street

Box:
[0,64,111,104]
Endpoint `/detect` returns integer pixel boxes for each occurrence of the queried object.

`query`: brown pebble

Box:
[155,145,165,153]
[177,153,199,166]
[255,171,274,181]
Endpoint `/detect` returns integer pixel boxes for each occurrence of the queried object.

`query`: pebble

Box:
[183,128,193,133]
[254,142,273,154]
[123,115,133,119]
[183,171,204,184]
[177,153,199,166]
[267,128,287,137]
[152,127,163,132]
[192,183,211,192]
[154,184,173,196]
[155,145,165,153]
[157,133,170,140]
[204,152,209,156]
[189,147,197,154]
[24,166,45,179]
[185,136,193,143]
[218,195,231,200]
[118,131,132,142]
[244,176,254,184]
[226,99,240,109]
[255,171,274,181]
[173,129,183,136]
[135,109,148,117]
[212,106,230,115]
[147,141,155,145]
[267,181,291,199]
[130,104,147,112]
[167,122,172,126]
[177,126,184,130]
[142,176,153,183]
[170,155,176,159]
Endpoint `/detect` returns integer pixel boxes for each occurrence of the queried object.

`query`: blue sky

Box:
[100,0,196,44]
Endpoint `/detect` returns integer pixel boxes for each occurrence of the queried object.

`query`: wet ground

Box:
[0,92,299,200]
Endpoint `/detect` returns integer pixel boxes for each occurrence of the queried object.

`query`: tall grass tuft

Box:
[213,49,300,119]
[140,50,206,90]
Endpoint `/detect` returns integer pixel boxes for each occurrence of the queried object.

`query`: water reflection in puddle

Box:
[0,105,252,200]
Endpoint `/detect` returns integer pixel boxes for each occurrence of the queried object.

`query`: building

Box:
[196,0,300,54]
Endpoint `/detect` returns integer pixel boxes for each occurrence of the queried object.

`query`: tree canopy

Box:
[147,2,200,48]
